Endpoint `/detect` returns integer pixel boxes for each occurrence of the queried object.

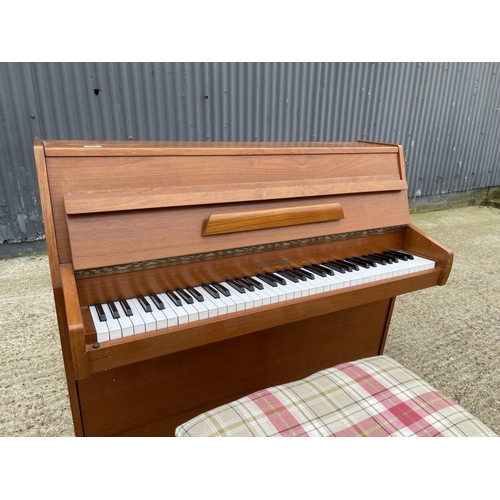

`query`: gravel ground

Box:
[0,205,499,437]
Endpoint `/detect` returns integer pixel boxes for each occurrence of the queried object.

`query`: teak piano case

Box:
[34,139,455,436]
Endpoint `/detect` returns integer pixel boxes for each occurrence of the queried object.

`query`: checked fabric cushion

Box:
[175,355,497,437]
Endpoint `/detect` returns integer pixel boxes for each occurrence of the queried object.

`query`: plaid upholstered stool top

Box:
[175,355,497,437]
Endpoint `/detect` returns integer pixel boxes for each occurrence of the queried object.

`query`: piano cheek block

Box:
[202,202,344,236]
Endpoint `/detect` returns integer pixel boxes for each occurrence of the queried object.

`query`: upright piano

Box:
[34,139,453,436]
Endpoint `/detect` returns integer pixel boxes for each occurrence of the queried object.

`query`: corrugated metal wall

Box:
[1,62,499,244]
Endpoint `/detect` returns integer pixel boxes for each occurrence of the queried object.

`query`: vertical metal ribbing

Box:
[1,61,500,243]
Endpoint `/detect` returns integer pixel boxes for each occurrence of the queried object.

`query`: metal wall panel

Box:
[1,62,499,244]
[0,62,44,243]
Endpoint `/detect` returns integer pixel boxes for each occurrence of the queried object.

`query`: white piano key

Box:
[347,267,367,286]
[252,278,281,304]
[215,290,238,314]
[149,304,168,330]
[114,301,134,337]
[235,276,271,307]
[383,260,401,278]
[331,271,353,288]
[102,303,122,340]
[276,277,303,299]
[298,276,322,295]
[237,289,256,309]
[129,298,157,332]
[156,293,181,326]
[300,270,334,293]
[397,258,418,275]
[322,271,345,291]
[89,305,110,342]
[249,285,272,306]
[357,264,381,283]
[317,272,347,291]
[300,274,325,294]
[369,263,390,281]
[162,292,191,324]
[412,255,435,271]
[241,287,264,308]
[138,294,168,329]
[289,274,311,297]
[226,281,258,309]
[222,284,247,311]
[164,292,195,324]
[177,298,199,322]
[119,300,146,334]
[356,265,375,283]
[267,281,291,301]
[193,286,222,317]
[187,295,210,320]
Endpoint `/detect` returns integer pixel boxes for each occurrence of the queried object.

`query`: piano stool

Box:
[175,355,498,437]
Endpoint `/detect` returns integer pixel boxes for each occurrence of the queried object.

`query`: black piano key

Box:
[166,290,182,307]
[312,264,334,275]
[235,278,254,292]
[382,251,403,262]
[119,298,133,316]
[353,256,377,267]
[346,257,371,269]
[344,258,368,269]
[278,270,299,283]
[202,283,220,299]
[293,267,315,279]
[364,254,387,265]
[256,274,278,287]
[243,276,264,290]
[265,272,286,285]
[287,269,307,281]
[149,292,165,310]
[176,288,194,304]
[107,300,120,319]
[373,252,397,263]
[334,260,357,271]
[95,302,107,322]
[211,282,231,297]
[321,262,346,273]
[137,294,152,312]
[226,279,246,293]
[186,286,205,302]
[391,250,414,260]
[303,265,326,277]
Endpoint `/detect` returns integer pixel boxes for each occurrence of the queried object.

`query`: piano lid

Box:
[42,140,399,157]
[39,140,410,270]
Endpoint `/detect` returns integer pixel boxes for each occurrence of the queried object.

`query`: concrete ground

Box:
[0,205,499,436]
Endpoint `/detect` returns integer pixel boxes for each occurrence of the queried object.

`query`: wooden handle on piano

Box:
[202,202,344,236]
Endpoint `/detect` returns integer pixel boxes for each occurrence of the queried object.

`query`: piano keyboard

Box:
[89,251,435,343]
